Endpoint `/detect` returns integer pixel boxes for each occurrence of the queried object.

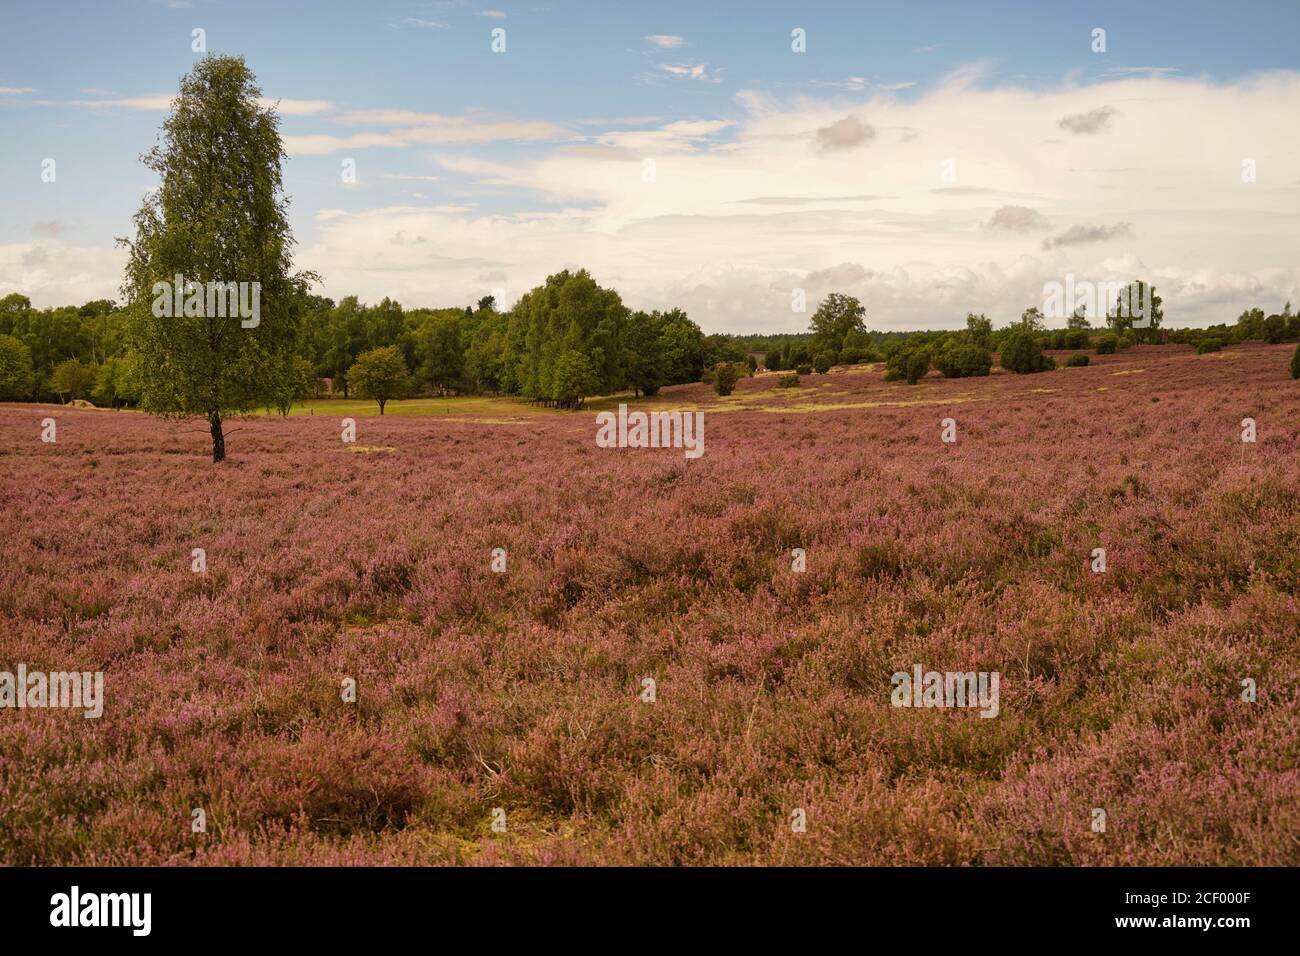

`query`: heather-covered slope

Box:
[1,343,1296,864]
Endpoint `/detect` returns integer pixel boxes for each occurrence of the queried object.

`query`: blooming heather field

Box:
[2,343,1298,866]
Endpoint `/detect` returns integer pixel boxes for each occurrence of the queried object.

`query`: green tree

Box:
[809,293,866,352]
[348,345,411,414]
[1291,343,1300,379]
[763,348,782,371]
[0,334,35,399]
[712,361,739,396]
[1019,306,1046,333]
[965,313,994,349]
[548,349,599,408]
[625,310,670,397]
[1066,306,1091,330]
[50,358,97,402]
[1107,280,1163,342]
[119,55,315,462]
[1001,331,1055,373]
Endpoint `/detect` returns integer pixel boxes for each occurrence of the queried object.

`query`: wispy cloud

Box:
[38,93,332,115]
[390,17,450,30]
[645,35,686,49]
[656,61,724,83]
[1041,222,1132,250]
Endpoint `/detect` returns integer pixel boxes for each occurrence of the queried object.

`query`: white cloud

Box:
[291,72,1300,330]
[645,35,686,49]
[16,71,1300,330]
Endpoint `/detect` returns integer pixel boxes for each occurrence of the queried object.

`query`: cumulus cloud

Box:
[1041,222,1132,250]
[15,70,1300,330]
[1059,105,1118,134]
[815,114,875,151]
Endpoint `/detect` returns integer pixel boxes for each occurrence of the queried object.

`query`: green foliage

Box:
[1096,333,1119,355]
[795,363,812,376]
[91,355,140,408]
[1291,343,1300,379]
[712,362,739,396]
[932,339,992,378]
[50,358,97,402]
[1107,279,1163,342]
[1197,338,1223,354]
[812,352,834,374]
[120,54,315,461]
[885,339,932,384]
[964,313,994,349]
[348,345,411,414]
[1000,331,1055,374]
[1066,307,1091,330]
[0,334,35,400]
[777,372,800,388]
[809,293,866,353]
[763,349,782,371]
[1066,353,1091,367]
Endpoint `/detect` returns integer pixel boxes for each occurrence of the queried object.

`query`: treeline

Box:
[1,276,1297,407]
[0,271,752,408]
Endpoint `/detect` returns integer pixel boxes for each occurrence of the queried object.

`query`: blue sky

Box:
[3,0,1299,329]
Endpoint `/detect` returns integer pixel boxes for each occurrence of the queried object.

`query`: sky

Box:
[2,0,1299,332]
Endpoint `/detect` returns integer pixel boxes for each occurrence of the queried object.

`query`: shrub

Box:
[1292,343,1300,379]
[813,352,834,374]
[796,363,813,376]
[700,365,716,384]
[1000,332,1054,374]
[712,362,739,396]
[1096,334,1119,355]
[1063,329,1091,350]
[777,372,800,388]
[1066,353,1090,367]
[763,349,782,371]
[1197,338,1223,354]
[933,341,992,378]
[1118,331,1136,350]
[885,342,931,384]
[746,355,758,373]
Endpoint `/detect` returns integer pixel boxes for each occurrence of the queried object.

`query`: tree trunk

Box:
[378,400,386,415]
[208,410,226,463]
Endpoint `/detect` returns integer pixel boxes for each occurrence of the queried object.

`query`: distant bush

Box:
[777,372,800,388]
[1063,329,1091,350]
[746,355,758,373]
[813,352,834,374]
[885,342,932,384]
[1118,331,1136,350]
[1292,343,1300,379]
[1066,353,1090,367]
[713,362,739,396]
[1197,338,1223,354]
[700,365,715,384]
[763,349,782,371]
[933,341,992,378]
[1096,333,1119,355]
[1000,332,1054,374]
[796,363,812,376]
